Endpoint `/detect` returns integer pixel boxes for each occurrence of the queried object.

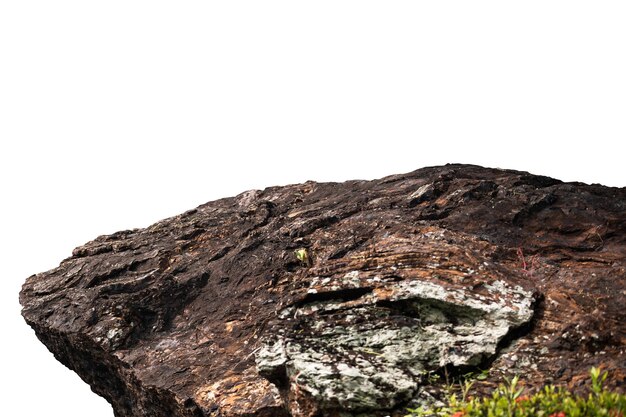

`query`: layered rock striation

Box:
[20,164,625,416]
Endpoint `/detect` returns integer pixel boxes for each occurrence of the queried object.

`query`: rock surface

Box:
[20,164,625,417]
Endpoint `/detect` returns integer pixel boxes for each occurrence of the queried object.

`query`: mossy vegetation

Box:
[406,368,624,417]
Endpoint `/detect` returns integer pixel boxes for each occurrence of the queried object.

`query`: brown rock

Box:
[20,164,625,417]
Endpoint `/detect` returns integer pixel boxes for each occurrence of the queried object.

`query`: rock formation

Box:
[20,164,625,417]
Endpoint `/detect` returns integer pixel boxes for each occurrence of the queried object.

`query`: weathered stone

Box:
[20,164,625,417]
[256,230,536,416]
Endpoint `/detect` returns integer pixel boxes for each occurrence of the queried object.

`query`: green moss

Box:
[406,368,625,417]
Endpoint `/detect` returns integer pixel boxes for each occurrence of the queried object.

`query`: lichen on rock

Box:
[256,238,536,416]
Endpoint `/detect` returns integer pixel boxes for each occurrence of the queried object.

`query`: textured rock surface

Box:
[20,164,625,417]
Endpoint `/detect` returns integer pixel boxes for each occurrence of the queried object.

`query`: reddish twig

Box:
[517,247,527,271]
[517,247,537,277]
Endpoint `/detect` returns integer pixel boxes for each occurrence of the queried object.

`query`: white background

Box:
[1,2,624,416]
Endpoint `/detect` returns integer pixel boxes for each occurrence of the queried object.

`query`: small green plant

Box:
[591,366,608,395]
[462,369,490,382]
[426,371,441,384]
[294,248,311,266]
[406,368,625,417]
